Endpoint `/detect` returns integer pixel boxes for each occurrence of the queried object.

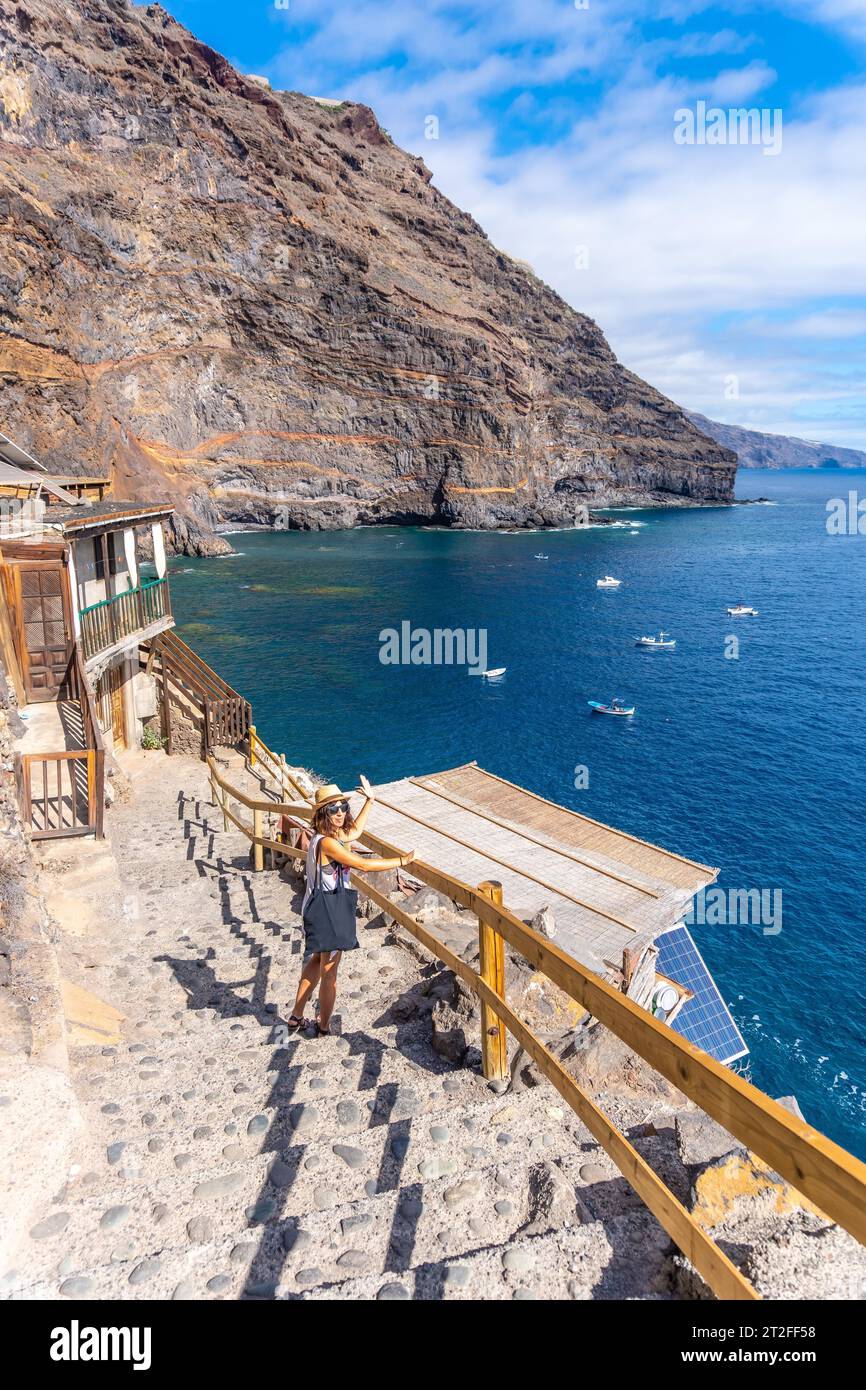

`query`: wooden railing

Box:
[205,749,866,1302]
[68,644,105,838]
[248,725,310,802]
[151,629,251,753]
[17,645,106,840]
[19,749,99,839]
[79,577,171,661]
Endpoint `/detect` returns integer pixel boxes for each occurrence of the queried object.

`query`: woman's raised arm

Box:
[348,774,376,835]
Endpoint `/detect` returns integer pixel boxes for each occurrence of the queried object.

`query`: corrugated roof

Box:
[47,502,175,531]
[0,461,80,503]
[0,430,46,472]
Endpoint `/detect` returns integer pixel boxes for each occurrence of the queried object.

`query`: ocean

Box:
[168,469,866,1160]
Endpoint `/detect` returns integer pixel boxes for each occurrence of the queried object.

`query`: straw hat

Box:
[313,783,352,810]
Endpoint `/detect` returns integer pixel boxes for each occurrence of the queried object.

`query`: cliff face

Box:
[0,0,736,552]
[687,412,866,470]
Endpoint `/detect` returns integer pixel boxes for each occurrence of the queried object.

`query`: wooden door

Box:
[14,561,72,702]
[108,664,127,751]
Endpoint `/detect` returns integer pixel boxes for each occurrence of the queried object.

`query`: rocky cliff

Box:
[687,411,866,470]
[0,0,736,553]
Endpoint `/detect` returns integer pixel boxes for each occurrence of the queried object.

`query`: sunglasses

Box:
[324,801,349,814]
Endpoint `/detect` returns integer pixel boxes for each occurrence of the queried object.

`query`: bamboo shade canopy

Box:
[370,762,718,980]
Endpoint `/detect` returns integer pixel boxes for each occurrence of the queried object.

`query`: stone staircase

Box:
[3,750,693,1301]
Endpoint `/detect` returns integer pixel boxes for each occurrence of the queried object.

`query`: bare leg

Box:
[292,955,322,1018]
[317,952,342,1031]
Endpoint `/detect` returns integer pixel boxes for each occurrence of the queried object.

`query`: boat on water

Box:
[597,575,622,589]
[727,602,759,616]
[481,667,507,680]
[635,631,676,650]
[588,697,635,717]
[534,553,549,560]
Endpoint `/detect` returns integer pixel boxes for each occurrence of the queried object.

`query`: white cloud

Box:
[263,0,866,446]
[743,310,866,338]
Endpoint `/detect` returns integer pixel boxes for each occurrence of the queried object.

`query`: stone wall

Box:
[0,658,82,1273]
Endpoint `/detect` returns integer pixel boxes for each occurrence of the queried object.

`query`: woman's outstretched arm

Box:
[320,835,414,873]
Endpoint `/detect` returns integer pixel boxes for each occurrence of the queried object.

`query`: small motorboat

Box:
[597,575,622,589]
[727,602,759,617]
[481,667,507,680]
[588,697,635,717]
[635,631,676,650]
[534,553,549,560]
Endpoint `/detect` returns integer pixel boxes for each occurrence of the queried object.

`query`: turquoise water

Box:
[169,470,866,1160]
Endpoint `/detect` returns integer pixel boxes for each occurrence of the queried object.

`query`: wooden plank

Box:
[374,791,641,932]
[455,763,717,879]
[412,777,662,898]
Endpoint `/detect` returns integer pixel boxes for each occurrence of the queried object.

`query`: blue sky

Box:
[164,0,866,447]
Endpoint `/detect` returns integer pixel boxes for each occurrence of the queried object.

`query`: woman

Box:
[288,774,415,1036]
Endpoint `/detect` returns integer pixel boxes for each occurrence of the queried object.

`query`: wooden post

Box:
[249,724,257,768]
[94,748,105,838]
[160,658,173,755]
[253,806,263,871]
[86,749,96,831]
[476,879,508,1082]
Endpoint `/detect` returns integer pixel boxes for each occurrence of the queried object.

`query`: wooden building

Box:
[0,431,174,837]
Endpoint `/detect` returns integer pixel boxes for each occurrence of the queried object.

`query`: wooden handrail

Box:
[158,630,242,701]
[248,726,311,802]
[153,631,251,752]
[352,869,758,1301]
[205,754,866,1285]
[73,645,105,837]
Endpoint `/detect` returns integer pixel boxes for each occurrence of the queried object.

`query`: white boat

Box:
[588,697,635,717]
[534,553,549,560]
[727,603,759,617]
[597,575,622,589]
[635,631,676,650]
[481,667,507,680]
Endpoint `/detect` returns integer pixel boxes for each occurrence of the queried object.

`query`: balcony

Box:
[79,576,172,662]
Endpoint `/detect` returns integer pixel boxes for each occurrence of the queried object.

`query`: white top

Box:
[302,832,351,914]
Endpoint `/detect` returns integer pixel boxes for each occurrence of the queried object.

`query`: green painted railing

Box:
[79,575,165,617]
[79,576,171,660]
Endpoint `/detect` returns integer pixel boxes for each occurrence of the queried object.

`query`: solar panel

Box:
[655,925,748,1066]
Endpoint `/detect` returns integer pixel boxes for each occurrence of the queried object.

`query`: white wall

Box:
[73,533,134,611]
